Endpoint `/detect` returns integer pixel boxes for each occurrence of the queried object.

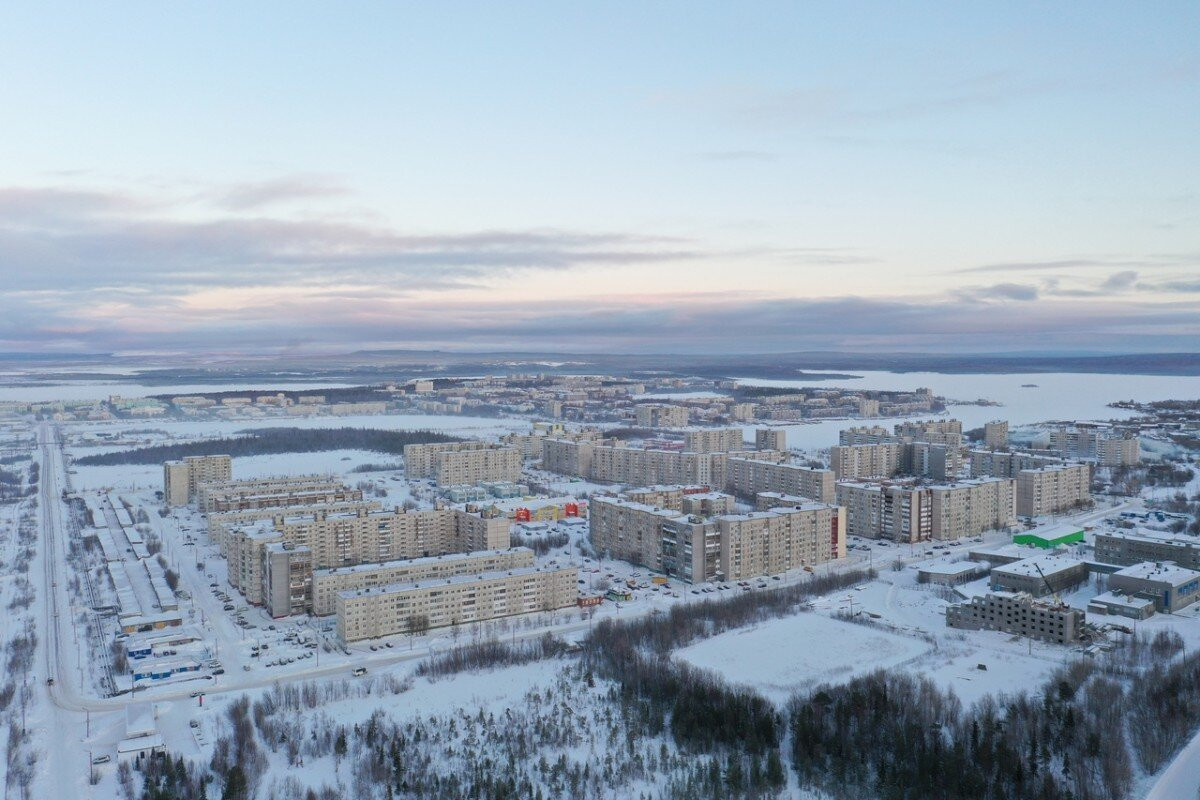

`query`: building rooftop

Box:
[918,560,988,576]
[993,555,1084,579]
[315,547,530,577]
[338,563,575,599]
[1113,561,1200,586]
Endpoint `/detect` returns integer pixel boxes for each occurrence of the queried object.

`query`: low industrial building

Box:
[916,561,990,586]
[947,592,1084,644]
[1093,529,1200,572]
[1107,561,1200,613]
[990,555,1087,597]
[1086,591,1156,620]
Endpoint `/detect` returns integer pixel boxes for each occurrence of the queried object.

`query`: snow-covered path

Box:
[1143,724,1200,800]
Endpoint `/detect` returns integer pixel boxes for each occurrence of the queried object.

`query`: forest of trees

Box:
[74,427,459,465]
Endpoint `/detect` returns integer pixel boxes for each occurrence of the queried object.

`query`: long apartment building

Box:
[335,565,579,642]
[402,441,522,485]
[163,455,232,506]
[311,547,536,616]
[209,500,383,555]
[1015,464,1091,517]
[684,427,746,453]
[226,506,510,604]
[831,441,961,481]
[725,457,835,503]
[970,449,1066,478]
[542,437,784,489]
[1047,426,1140,466]
[588,492,844,583]
[196,475,359,513]
[837,477,1013,542]
[947,592,1084,644]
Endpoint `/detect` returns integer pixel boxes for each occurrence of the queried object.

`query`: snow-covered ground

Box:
[676,613,931,704]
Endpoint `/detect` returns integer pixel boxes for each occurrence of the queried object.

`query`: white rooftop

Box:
[1113,561,1200,586]
[993,555,1083,579]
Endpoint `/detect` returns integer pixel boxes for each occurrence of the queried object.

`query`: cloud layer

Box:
[0,181,1196,355]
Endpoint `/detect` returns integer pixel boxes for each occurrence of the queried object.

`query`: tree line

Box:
[74,427,460,465]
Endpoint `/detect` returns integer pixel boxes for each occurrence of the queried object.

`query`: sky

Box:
[0,2,1197,356]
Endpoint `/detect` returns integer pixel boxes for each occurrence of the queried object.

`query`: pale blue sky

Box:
[0,2,1197,353]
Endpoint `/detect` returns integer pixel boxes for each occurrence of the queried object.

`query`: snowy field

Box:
[675,612,932,704]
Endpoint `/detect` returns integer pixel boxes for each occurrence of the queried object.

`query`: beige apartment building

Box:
[403,441,522,485]
[927,477,1015,540]
[195,475,355,513]
[685,427,746,453]
[541,437,784,490]
[1047,426,1140,466]
[719,504,845,580]
[754,429,787,452]
[310,547,535,616]
[635,404,689,428]
[163,455,233,506]
[836,481,932,542]
[588,493,844,583]
[209,500,382,555]
[984,420,1009,449]
[730,402,757,421]
[261,543,313,618]
[830,443,905,481]
[226,507,509,603]
[838,426,895,446]
[335,565,579,642]
[969,449,1065,478]
[1016,464,1091,517]
[725,457,835,503]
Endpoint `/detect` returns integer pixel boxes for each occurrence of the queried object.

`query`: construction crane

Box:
[1032,562,1062,605]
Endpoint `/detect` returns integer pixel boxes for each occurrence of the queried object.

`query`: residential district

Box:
[0,373,1196,800]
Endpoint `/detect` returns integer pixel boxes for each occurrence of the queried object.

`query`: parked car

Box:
[91,755,111,765]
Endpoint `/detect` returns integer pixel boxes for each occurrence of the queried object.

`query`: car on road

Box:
[189,720,200,729]
[91,755,111,765]
[189,691,204,698]
[352,667,367,677]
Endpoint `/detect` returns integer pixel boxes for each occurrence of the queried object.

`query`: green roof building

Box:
[1013,524,1085,549]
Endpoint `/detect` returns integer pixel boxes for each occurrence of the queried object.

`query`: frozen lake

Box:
[734,370,1198,451]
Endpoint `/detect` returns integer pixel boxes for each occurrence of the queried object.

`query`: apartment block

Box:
[685,428,746,453]
[984,420,1009,449]
[588,493,843,583]
[311,547,535,616]
[403,441,522,485]
[1015,464,1091,517]
[635,404,689,428]
[830,443,905,481]
[195,475,355,513]
[754,429,787,452]
[1094,530,1200,571]
[836,481,932,542]
[969,450,1065,479]
[226,507,509,603]
[838,426,896,446]
[730,403,758,421]
[162,455,232,506]
[335,565,579,642]
[1047,426,1140,466]
[719,504,845,581]
[261,543,313,618]
[927,477,1015,540]
[726,457,835,503]
[947,592,1083,644]
[209,500,382,556]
